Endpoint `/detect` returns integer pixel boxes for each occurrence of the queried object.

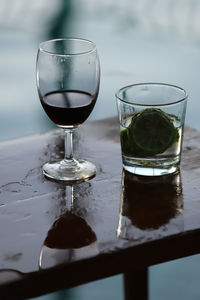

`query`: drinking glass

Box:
[116,83,188,176]
[36,38,100,182]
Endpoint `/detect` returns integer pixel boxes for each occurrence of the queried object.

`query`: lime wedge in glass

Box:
[120,127,146,156]
[120,108,179,156]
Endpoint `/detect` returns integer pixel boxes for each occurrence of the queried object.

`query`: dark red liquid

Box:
[41,90,96,127]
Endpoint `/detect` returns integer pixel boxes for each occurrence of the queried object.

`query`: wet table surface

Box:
[0,117,200,299]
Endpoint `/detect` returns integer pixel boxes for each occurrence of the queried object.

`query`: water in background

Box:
[0,0,200,299]
[1,0,200,141]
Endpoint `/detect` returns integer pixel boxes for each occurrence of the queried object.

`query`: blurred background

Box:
[0,0,200,299]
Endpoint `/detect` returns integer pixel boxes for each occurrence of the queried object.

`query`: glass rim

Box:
[115,82,188,107]
[38,37,97,56]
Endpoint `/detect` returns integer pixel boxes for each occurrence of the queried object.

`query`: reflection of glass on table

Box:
[117,170,183,241]
[39,185,98,269]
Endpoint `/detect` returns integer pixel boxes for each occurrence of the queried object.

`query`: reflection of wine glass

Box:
[36,38,100,182]
[117,170,183,240]
[39,186,98,269]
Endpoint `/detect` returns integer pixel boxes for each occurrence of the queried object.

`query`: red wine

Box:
[41,90,96,127]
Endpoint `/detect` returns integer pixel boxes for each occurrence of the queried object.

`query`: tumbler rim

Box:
[115,83,188,107]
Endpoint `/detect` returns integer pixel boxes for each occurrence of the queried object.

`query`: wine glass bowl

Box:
[36,38,100,182]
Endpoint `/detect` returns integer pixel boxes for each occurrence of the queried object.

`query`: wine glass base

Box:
[43,159,96,183]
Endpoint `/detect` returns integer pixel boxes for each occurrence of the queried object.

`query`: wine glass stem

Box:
[64,129,75,163]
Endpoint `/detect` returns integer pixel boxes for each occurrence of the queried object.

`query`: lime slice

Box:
[129,108,178,156]
[120,129,134,156]
[120,108,179,156]
[120,129,129,155]
[120,127,146,156]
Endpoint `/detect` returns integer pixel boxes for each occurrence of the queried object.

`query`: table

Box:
[0,117,200,299]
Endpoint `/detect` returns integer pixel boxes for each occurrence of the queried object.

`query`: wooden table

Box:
[0,117,200,299]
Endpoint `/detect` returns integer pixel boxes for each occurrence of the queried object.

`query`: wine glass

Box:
[36,38,100,182]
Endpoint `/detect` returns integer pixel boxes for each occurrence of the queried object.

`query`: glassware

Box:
[36,38,100,182]
[116,83,188,176]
